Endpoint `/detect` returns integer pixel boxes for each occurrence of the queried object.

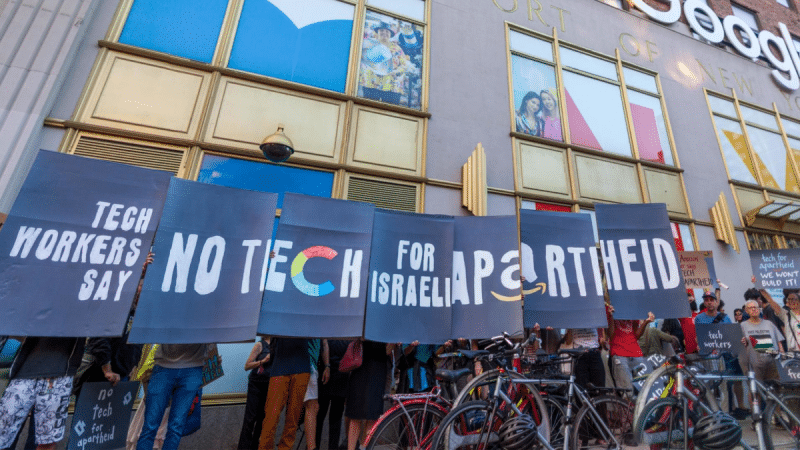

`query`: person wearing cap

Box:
[694,290,730,325]
[762,289,800,352]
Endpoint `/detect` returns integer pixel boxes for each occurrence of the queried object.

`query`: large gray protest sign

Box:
[0,152,170,336]
[696,323,744,355]
[750,248,800,289]
[68,381,139,450]
[130,178,278,343]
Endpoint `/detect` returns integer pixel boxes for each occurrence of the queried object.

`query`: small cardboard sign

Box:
[679,251,714,290]
[696,323,744,355]
[68,381,139,450]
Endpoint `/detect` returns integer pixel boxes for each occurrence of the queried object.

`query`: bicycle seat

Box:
[586,382,629,395]
[459,349,489,359]
[435,367,471,383]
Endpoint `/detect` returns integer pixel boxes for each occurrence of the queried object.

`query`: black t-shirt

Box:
[11,337,85,379]
[270,338,310,377]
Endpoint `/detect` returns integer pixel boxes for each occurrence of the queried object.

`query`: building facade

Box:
[7,0,800,446]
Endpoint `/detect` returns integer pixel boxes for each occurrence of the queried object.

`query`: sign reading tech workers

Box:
[631,0,800,91]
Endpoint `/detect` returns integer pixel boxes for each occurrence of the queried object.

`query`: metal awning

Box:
[744,201,800,228]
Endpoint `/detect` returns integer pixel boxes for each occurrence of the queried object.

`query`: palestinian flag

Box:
[749,334,774,352]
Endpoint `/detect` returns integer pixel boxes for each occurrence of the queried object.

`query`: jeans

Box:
[137,365,203,450]
[610,355,645,393]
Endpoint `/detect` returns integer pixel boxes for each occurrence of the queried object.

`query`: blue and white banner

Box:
[258,193,374,338]
[595,203,690,320]
[365,210,454,344]
[520,210,606,328]
[749,248,800,290]
[0,151,170,336]
[129,178,277,343]
[451,216,524,338]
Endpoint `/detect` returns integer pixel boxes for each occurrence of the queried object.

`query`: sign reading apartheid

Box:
[679,251,715,290]
[68,381,139,450]
[129,178,278,343]
[365,210,454,344]
[0,151,170,336]
[450,216,524,338]
[749,248,800,289]
[519,210,606,329]
[595,203,690,320]
[695,323,744,355]
[258,194,374,338]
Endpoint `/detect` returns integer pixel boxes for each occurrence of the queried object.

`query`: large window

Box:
[119,0,428,109]
[509,28,686,217]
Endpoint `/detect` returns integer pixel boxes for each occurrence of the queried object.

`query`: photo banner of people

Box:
[0,151,170,336]
[679,250,715,290]
[258,193,374,338]
[129,178,278,344]
[511,54,562,141]
[749,248,800,289]
[358,11,423,109]
[595,203,690,320]
[519,210,606,329]
[365,210,454,344]
[451,216,524,338]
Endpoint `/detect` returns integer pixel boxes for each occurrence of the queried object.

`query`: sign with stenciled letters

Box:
[777,357,800,383]
[129,178,278,343]
[629,0,800,92]
[68,381,139,450]
[258,194,374,338]
[0,151,170,337]
[595,203,691,320]
[696,323,744,356]
[679,251,714,290]
[749,248,800,289]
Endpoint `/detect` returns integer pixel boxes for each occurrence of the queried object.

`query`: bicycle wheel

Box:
[763,393,800,449]
[633,396,698,450]
[453,369,550,441]
[633,364,720,429]
[366,400,449,450]
[543,394,566,448]
[429,400,506,450]
[570,395,634,450]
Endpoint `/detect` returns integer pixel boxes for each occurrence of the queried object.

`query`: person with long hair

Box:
[515,91,545,137]
[540,88,562,141]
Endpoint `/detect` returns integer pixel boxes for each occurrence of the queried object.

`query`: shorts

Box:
[0,376,72,448]
[303,367,319,402]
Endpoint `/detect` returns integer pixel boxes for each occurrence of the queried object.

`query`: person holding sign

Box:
[763,289,800,352]
[694,291,730,325]
[606,304,652,395]
[740,299,784,383]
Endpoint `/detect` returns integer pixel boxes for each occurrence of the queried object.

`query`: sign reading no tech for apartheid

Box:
[680,251,715,290]
[0,152,170,337]
[696,323,744,355]
[68,381,139,450]
[750,248,800,289]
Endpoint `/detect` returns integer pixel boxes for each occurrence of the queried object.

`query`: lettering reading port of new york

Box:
[9,200,153,302]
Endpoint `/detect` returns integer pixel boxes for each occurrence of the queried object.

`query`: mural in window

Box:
[511,56,561,140]
[229,0,355,92]
[746,125,800,193]
[711,115,758,184]
[358,11,424,109]
[627,90,673,165]
[562,71,631,156]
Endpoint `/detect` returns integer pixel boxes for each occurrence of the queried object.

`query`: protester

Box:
[734,308,744,323]
[397,341,437,393]
[345,341,391,450]
[259,338,312,450]
[607,303,652,394]
[637,324,679,357]
[678,290,700,359]
[763,289,800,352]
[238,337,273,450]
[740,299,784,383]
[317,340,349,450]
[137,343,214,450]
[745,287,786,345]
[562,328,605,389]
[303,339,327,450]
[694,291,730,325]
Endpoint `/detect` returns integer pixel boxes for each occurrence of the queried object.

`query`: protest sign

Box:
[749,248,800,289]
[451,216,524,338]
[130,178,277,343]
[777,357,800,383]
[0,152,170,336]
[68,381,139,450]
[520,210,606,329]
[258,194,374,338]
[595,203,690,320]
[696,323,744,355]
[365,210,454,344]
[680,251,714,290]
[632,353,668,401]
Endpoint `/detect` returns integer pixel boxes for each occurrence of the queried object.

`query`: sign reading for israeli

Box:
[680,251,715,290]
[258,194,374,338]
[68,381,139,450]
[696,323,744,355]
[520,210,606,329]
[749,248,800,289]
[130,178,277,343]
[0,152,170,336]
[595,203,690,320]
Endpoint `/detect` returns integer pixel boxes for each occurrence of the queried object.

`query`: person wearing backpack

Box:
[693,291,731,325]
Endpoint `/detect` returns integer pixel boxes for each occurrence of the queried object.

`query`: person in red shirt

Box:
[679,290,700,359]
[606,303,652,395]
